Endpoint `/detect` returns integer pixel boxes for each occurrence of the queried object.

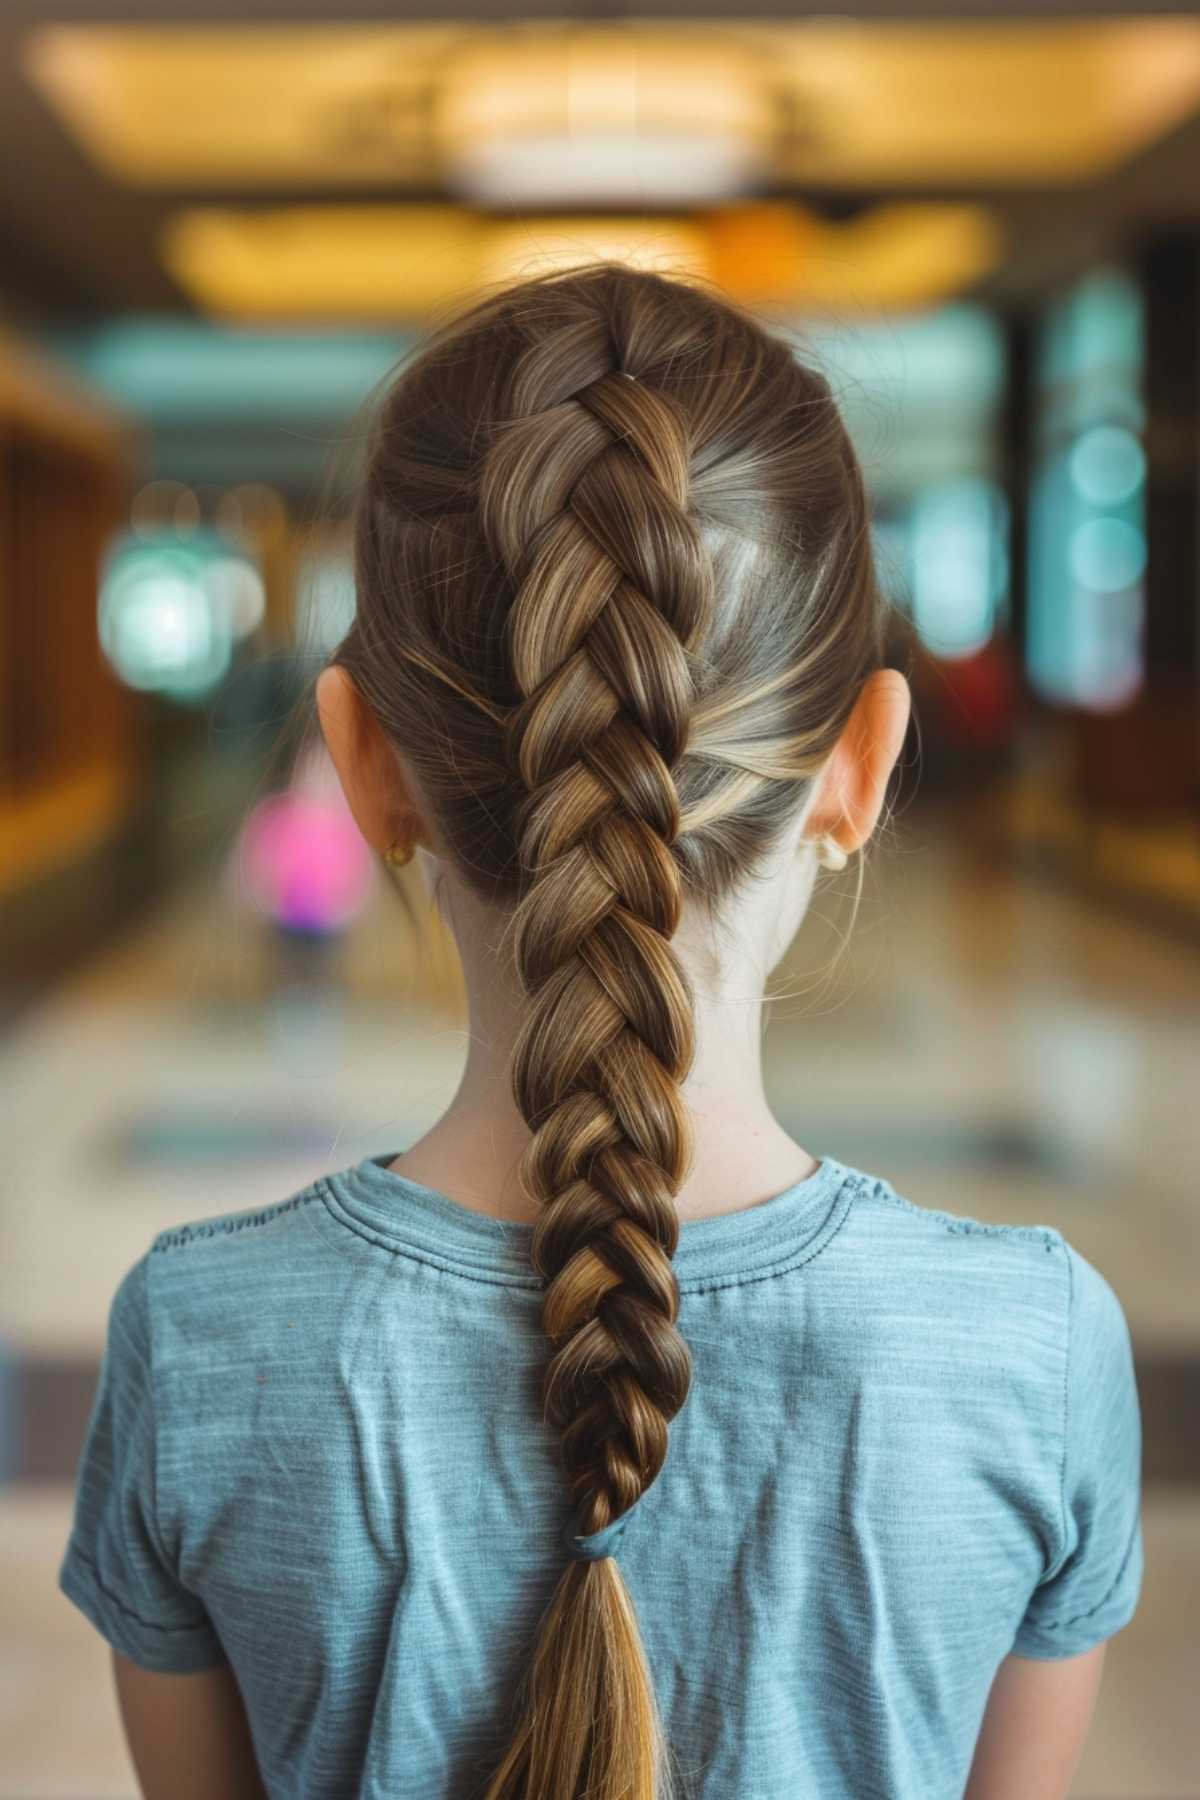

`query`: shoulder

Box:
[148,1175,328,1260]
[137,1173,342,1360]
[852,1175,1131,1331]
[844,1163,1068,1269]
[835,1166,1079,1370]
[825,1173,1143,1527]
[846,1164,1062,1249]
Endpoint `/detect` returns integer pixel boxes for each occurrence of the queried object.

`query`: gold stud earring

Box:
[816,834,848,872]
[383,837,416,869]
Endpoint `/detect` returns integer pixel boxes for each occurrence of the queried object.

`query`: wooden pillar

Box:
[1142,240,1199,683]
[1138,237,1200,807]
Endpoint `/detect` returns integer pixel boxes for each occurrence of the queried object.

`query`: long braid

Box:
[479,323,713,1798]
[333,261,890,1800]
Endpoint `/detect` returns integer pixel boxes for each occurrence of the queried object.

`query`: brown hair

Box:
[327,262,888,1799]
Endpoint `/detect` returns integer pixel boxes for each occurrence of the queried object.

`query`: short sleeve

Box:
[58,1252,227,1672]
[1012,1241,1145,1659]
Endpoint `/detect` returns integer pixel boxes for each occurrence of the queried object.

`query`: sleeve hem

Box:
[59,1540,228,1674]
[1009,1562,1142,1661]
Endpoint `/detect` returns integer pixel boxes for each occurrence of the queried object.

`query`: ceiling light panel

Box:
[22,19,1200,195]
[158,202,1001,323]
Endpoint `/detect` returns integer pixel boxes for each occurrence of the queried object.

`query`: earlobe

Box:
[815,834,849,871]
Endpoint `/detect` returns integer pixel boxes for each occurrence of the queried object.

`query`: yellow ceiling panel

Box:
[23,24,456,186]
[22,18,1200,192]
[162,207,482,320]
[159,202,1001,323]
[761,19,1200,183]
[480,219,712,290]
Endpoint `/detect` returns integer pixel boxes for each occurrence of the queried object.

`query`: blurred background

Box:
[1,1,1197,1794]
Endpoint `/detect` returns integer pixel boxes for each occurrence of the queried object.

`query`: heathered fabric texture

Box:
[60,1150,1144,1799]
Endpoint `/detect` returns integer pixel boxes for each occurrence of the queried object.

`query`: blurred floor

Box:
[1,799,1197,1797]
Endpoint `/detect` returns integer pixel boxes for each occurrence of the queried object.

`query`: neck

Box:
[391,878,821,1225]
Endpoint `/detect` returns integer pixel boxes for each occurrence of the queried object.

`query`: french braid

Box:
[331,261,890,1800]
[480,340,709,1797]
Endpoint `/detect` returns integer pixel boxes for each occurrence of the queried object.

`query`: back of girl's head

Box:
[328,261,887,1800]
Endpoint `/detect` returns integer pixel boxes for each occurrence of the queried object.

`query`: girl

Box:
[60,264,1143,1800]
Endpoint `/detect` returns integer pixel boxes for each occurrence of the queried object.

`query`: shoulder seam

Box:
[865,1181,1063,1247]
[150,1185,323,1254]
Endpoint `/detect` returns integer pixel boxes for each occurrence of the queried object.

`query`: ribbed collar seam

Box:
[319,1156,866,1291]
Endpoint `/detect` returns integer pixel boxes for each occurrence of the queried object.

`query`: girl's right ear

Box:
[315,665,389,853]
[316,666,433,858]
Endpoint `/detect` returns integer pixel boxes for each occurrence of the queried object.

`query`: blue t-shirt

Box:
[59,1150,1144,1799]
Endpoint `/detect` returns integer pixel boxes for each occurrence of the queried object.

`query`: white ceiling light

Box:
[437,31,774,207]
[449,132,767,208]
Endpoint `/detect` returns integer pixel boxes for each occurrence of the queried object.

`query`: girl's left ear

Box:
[315,665,424,854]
[802,668,911,857]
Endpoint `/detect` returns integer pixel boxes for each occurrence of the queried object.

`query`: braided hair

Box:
[331,263,887,1800]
